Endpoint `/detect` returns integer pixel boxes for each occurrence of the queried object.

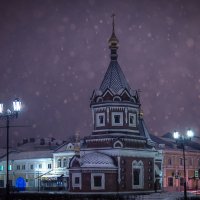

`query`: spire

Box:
[99,14,131,93]
[109,14,119,61]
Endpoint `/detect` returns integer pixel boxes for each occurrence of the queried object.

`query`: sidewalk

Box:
[141,191,196,200]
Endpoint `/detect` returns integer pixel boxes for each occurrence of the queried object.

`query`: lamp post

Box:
[37,170,40,192]
[173,129,194,200]
[0,98,22,200]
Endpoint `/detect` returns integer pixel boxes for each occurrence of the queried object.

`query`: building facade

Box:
[151,133,200,192]
[69,18,163,195]
[0,138,75,191]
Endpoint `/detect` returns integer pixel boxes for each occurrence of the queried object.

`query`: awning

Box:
[41,174,62,181]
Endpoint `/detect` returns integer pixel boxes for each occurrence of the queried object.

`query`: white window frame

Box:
[91,173,105,190]
[72,173,82,189]
[96,113,105,127]
[132,160,144,189]
[112,112,123,126]
[63,158,67,168]
[129,113,136,127]
[57,158,62,168]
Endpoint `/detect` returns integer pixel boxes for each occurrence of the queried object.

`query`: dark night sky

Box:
[0,0,200,147]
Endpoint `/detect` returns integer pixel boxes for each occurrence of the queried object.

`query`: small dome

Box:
[81,152,116,168]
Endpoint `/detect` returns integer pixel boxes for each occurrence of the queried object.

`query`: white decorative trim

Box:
[96,97,103,103]
[110,107,124,111]
[102,90,113,97]
[117,156,121,184]
[72,172,82,189]
[91,173,105,190]
[125,108,128,123]
[93,107,107,112]
[92,109,94,125]
[70,168,117,171]
[107,108,109,123]
[131,97,136,103]
[81,148,158,158]
[96,113,105,127]
[92,103,139,108]
[112,112,123,126]
[113,96,121,101]
[113,140,123,148]
[66,143,74,150]
[92,129,139,133]
[132,160,144,189]
[121,90,131,98]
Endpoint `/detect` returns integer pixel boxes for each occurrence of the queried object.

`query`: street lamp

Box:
[173,129,194,200]
[0,98,22,199]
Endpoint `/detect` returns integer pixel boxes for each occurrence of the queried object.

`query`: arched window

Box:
[113,140,123,148]
[57,158,61,168]
[63,158,67,168]
[96,97,103,103]
[132,160,144,189]
[113,96,121,102]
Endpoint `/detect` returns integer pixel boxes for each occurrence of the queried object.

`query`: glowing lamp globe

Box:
[187,129,194,138]
[173,131,180,139]
[0,103,3,114]
[13,98,21,112]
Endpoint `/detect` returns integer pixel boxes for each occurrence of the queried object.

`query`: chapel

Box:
[69,16,162,195]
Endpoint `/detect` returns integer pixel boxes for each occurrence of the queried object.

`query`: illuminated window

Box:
[8,165,12,171]
[0,165,3,171]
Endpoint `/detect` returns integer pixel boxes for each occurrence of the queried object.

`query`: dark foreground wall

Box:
[0,192,147,200]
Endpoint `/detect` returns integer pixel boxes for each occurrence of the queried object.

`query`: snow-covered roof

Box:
[0,150,53,161]
[99,60,131,94]
[138,118,155,147]
[81,152,116,168]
